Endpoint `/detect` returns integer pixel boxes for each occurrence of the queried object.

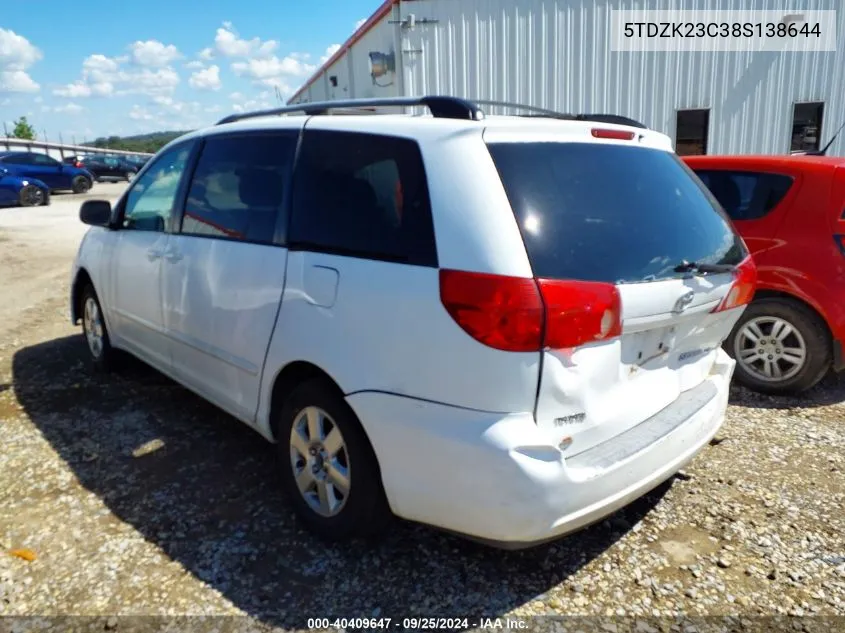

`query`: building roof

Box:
[288,0,404,104]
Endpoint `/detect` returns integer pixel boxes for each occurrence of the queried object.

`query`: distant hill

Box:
[87,130,190,154]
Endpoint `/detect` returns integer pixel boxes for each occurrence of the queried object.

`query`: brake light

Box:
[712,256,757,313]
[439,270,622,352]
[591,128,635,141]
[74,161,83,168]
[538,278,622,348]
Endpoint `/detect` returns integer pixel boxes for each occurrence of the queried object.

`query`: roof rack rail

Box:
[473,100,648,129]
[216,96,484,125]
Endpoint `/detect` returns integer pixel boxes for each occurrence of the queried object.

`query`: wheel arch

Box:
[266,359,389,493]
[267,361,347,441]
[70,267,94,324]
[752,289,833,342]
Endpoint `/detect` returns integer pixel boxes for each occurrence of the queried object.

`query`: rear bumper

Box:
[348,350,734,548]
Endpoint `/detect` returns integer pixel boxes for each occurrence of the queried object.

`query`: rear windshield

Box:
[487,142,747,284]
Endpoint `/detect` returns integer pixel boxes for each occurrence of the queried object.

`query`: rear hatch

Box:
[486,130,751,458]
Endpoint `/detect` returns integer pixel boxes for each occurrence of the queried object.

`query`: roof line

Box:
[288,0,401,104]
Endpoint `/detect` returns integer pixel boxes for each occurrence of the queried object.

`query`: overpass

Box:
[0,137,154,162]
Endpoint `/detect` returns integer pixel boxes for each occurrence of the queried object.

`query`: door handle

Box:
[146,248,163,261]
[164,249,183,263]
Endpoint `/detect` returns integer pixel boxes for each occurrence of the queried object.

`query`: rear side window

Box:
[487,142,746,284]
[289,130,437,267]
[695,170,794,221]
[182,132,296,244]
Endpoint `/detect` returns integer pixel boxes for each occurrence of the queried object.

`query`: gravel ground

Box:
[0,186,843,631]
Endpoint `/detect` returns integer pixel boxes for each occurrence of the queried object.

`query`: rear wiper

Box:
[673,260,736,275]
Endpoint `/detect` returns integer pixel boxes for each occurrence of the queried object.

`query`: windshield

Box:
[487,142,747,284]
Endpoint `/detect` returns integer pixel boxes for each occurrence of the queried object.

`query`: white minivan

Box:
[70,97,755,548]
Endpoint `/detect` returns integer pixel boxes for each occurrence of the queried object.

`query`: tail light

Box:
[74,161,83,168]
[439,270,622,352]
[712,256,757,313]
[591,128,635,141]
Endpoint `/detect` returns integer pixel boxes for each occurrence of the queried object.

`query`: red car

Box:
[684,155,845,394]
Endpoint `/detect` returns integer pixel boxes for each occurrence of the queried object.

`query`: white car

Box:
[70,96,756,548]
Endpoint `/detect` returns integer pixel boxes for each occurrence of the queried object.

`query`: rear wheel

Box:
[727,298,831,394]
[18,184,44,207]
[72,175,91,194]
[275,379,391,540]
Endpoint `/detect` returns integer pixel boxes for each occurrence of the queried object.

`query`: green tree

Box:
[11,116,36,140]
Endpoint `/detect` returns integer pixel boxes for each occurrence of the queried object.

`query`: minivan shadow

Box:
[11,335,670,627]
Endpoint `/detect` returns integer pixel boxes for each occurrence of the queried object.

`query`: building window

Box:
[675,109,710,156]
[791,102,824,153]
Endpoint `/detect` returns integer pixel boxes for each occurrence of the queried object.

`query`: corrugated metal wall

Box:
[294,0,845,155]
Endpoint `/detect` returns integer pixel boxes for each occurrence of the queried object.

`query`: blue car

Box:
[0,151,94,194]
[0,166,50,207]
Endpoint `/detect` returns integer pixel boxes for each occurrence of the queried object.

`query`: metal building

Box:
[288,0,845,156]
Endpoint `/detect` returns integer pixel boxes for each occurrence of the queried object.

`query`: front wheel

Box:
[72,175,91,194]
[275,379,391,540]
[727,298,831,394]
[18,184,45,207]
[81,285,116,372]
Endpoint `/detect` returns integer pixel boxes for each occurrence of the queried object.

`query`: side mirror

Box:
[79,200,113,227]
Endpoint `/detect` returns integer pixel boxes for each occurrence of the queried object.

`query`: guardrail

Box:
[0,137,154,160]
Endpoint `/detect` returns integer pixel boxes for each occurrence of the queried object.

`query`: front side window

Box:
[122,143,193,232]
[694,170,794,221]
[182,132,296,244]
[487,142,747,284]
[289,130,437,266]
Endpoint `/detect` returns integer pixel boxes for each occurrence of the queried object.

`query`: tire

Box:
[18,184,45,207]
[726,298,831,394]
[72,175,91,194]
[80,284,116,372]
[275,378,391,540]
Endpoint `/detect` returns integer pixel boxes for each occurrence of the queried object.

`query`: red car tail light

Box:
[439,270,622,352]
[591,128,635,141]
[712,256,757,313]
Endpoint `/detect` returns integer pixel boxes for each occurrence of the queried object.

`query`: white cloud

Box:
[185,60,205,70]
[205,104,222,113]
[320,44,341,64]
[189,65,221,91]
[33,95,42,103]
[0,69,39,93]
[127,67,179,95]
[231,54,314,89]
[214,23,277,58]
[54,102,84,114]
[229,91,245,101]
[54,55,179,98]
[129,40,181,67]
[0,28,42,70]
[0,28,42,93]
[198,47,215,61]
[354,18,367,30]
[129,105,153,121]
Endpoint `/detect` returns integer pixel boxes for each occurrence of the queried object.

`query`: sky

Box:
[0,0,376,141]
